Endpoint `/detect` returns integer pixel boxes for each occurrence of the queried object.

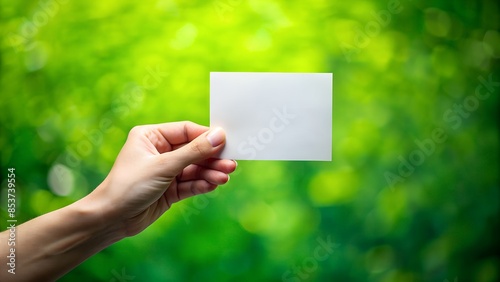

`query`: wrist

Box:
[73,181,127,244]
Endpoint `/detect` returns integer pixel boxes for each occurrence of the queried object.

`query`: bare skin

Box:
[0,122,237,281]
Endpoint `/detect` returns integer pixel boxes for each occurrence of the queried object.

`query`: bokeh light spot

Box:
[308,168,359,206]
[425,8,451,37]
[48,163,75,197]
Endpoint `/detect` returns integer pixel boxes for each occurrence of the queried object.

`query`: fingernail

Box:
[207,127,225,147]
[233,160,238,168]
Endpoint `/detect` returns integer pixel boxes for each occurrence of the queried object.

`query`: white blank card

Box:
[210,72,333,161]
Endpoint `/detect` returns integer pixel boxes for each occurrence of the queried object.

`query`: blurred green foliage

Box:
[1,0,499,281]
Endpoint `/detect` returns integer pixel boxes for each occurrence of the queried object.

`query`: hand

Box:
[89,121,237,237]
[0,121,236,281]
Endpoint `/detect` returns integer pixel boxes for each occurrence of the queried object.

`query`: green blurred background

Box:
[1,0,499,281]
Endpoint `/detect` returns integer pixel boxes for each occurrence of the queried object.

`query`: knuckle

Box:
[189,141,207,155]
[128,125,145,138]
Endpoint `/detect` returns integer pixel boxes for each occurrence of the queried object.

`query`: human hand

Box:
[89,121,237,237]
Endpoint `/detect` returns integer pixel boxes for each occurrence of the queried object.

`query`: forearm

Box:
[0,187,125,281]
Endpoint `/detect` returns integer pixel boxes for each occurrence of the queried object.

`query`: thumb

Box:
[161,127,226,173]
